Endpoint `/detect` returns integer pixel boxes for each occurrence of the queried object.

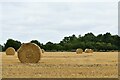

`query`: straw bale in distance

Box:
[76,48,83,54]
[17,43,41,63]
[6,47,15,55]
[85,49,93,53]
[41,49,45,53]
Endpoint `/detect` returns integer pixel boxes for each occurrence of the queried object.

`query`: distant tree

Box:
[44,42,55,51]
[54,44,63,51]
[111,35,120,50]
[31,40,41,46]
[58,32,120,51]
[69,34,77,42]
[85,42,95,49]
[106,43,112,50]
[83,32,96,42]
[102,32,112,43]
[4,39,21,51]
[96,34,103,42]
[62,37,70,44]
[2,32,120,52]
[0,44,3,52]
[64,43,73,51]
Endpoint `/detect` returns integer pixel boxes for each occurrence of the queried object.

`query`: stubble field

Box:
[1,52,118,78]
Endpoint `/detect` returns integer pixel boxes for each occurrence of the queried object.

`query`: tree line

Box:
[0,32,120,52]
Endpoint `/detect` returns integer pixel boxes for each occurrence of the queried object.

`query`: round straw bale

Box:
[17,43,41,63]
[41,49,45,53]
[90,49,93,53]
[6,47,15,55]
[76,48,83,54]
[85,49,93,53]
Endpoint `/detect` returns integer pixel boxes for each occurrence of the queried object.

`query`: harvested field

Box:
[1,52,118,78]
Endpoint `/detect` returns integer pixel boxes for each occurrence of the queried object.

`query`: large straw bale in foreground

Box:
[76,48,83,54]
[17,43,41,63]
[85,49,93,53]
[6,47,15,55]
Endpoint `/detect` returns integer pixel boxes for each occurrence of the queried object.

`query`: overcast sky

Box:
[0,1,118,44]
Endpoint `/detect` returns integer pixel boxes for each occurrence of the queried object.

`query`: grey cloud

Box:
[0,2,118,44]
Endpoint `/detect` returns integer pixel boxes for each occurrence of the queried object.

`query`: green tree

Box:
[45,42,55,51]
[106,43,112,50]
[55,44,63,51]
[4,39,21,51]
[83,32,96,42]
[102,32,112,43]
[2,32,120,52]
[85,42,95,49]
[30,40,43,47]
[96,34,103,42]
[0,44,3,52]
